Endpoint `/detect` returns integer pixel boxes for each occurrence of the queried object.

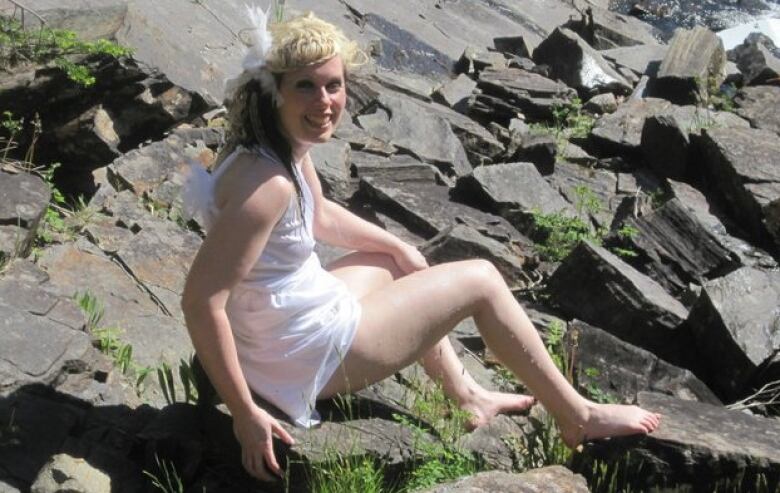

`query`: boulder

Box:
[650,27,726,105]
[0,168,50,260]
[350,151,439,183]
[507,133,558,174]
[567,320,720,405]
[601,44,668,77]
[422,224,527,288]
[493,36,530,58]
[547,241,690,362]
[583,92,618,114]
[729,32,780,85]
[562,4,659,50]
[456,415,529,472]
[308,138,353,203]
[455,47,508,74]
[543,161,620,230]
[574,392,780,491]
[700,126,780,251]
[613,199,740,296]
[532,28,633,96]
[30,454,111,493]
[590,97,673,155]
[420,466,589,493]
[687,267,780,400]
[474,68,577,124]
[432,74,478,113]
[735,85,780,136]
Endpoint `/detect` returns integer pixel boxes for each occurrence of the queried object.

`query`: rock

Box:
[507,133,558,174]
[359,176,525,245]
[493,36,530,58]
[583,92,618,114]
[687,267,780,400]
[452,163,576,223]
[532,28,633,96]
[700,126,780,251]
[574,392,780,491]
[308,138,353,203]
[351,151,439,183]
[650,27,727,105]
[567,320,721,405]
[0,0,127,41]
[729,33,780,85]
[563,4,659,50]
[613,199,740,296]
[371,69,435,102]
[420,466,589,492]
[432,74,477,113]
[455,47,508,74]
[474,67,577,124]
[601,44,669,77]
[422,224,527,288]
[0,168,50,260]
[30,454,111,493]
[544,161,620,230]
[457,415,528,472]
[358,94,472,177]
[547,241,690,362]
[735,85,780,135]
[590,97,673,155]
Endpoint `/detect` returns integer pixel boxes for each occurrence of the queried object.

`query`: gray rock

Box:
[422,224,528,288]
[358,94,472,177]
[547,241,689,362]
[0,169,50,259]
[687,267,780,399]
[0,0,127,41]
[615,199,740,296]
[508,134,558,175]
[567,320,720,405]
[308,139,353,203]
[421,466,589,492]
[351,151,439,183]
[453,163,576,221]
[370,69,435,102]
[493,36,530,58]
[576,392,780,491]
[601,44,669,76]
[735,85,780,135]
[700,126,780,251]
[563,4,659,50]
[650,27,727,105]
[433,74,478,113]
[456,47,508,74]
[31,454,111,493]
[532,28,633,96]
[474,68,577,123]
[591,97,673,155]
[457,415,529,472]
[729,34,780,85]
[583,92,618,114]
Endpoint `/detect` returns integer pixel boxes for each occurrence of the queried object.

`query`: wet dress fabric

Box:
[182,145,361,427]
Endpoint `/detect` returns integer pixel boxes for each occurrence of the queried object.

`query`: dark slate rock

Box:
[457,415,528,472]
[735,85,780,135]
[358,94,472,177]
[0,169,50,259]
[422,224,527,288]
[590,98,673,155]
[562,4,659,50]
[432,74,478,113]
[532,28,633,96]
[421,466,589,493]
[583,92,618,114]
[544,161,619,230]
[687,267,780,400]
[493,36,530,58]
[508,134,557,175]
[700,126,780,251]
[601,44,668,76]
[456,47,508,75]
[334,110,397,156]
[547,241,689,361]
[650,27,727,105]
[474,68,577,123]
[453,163,576,221]
[614,198,740,296]
[359,176,524,245]
[729,33,780,85]
[309,138,353,203]
[567,320,720,405]
[574,392,780,491]
[370,69,435,103]
[350,151,439,184]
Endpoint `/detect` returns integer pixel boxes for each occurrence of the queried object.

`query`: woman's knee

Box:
[461,259,505,298]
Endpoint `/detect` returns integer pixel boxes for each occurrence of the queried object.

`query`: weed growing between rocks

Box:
[156,356,200,405]
[301,454,387,493]
[143,453,185,493]
[0,13,132,87]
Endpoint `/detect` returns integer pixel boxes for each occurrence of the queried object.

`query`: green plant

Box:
[531,210,601,261]
[157,356,200,405]
[0,14,132,87]
[303,454,387,493]
[143,454,184,493]
[508,413,572,471]
[74,290,105,331]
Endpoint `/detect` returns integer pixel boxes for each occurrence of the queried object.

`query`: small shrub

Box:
[143,454,184,493]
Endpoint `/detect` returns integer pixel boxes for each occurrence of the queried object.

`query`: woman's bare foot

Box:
[460,390,536,430]
[559,402,662,448]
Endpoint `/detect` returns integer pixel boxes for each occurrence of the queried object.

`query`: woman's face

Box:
[277,55,346,158]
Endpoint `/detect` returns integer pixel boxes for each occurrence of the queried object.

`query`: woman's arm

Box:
[180,155,294,481]
[300,154,427,272]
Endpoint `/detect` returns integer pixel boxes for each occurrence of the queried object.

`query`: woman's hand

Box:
[391,242,429,275]
[232,405,295,481]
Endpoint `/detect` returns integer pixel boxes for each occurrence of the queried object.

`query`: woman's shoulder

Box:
[214,149,294,213]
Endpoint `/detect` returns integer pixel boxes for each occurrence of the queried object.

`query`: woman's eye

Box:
[295,80,315,90]
[326,81,343,93]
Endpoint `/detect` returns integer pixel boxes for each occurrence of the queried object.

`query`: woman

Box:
[181,8,661,482]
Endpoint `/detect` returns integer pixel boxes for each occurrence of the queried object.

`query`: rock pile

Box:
[1,1,779,492]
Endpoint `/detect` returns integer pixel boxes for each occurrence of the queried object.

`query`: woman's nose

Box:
[314,86,330,105]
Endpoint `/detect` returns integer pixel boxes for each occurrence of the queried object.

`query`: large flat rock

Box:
[735,85,780,136]
[0,169,50,259]
[421,466,589,493]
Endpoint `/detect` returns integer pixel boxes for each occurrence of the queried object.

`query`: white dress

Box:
[182,145,361,427]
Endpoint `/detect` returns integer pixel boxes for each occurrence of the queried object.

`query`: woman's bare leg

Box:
[321,257,660,445]
[324,252,534,427]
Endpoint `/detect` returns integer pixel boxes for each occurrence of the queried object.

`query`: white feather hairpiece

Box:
[223,2,279,103]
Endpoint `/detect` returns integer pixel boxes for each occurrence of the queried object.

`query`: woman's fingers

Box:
[263,438,283,477]
[272,421,295,445]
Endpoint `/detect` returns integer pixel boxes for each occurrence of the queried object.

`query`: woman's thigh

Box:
[326,251,403,299]
[320,259,500,398]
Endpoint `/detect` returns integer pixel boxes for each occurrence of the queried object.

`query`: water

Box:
[609,0,780,39]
